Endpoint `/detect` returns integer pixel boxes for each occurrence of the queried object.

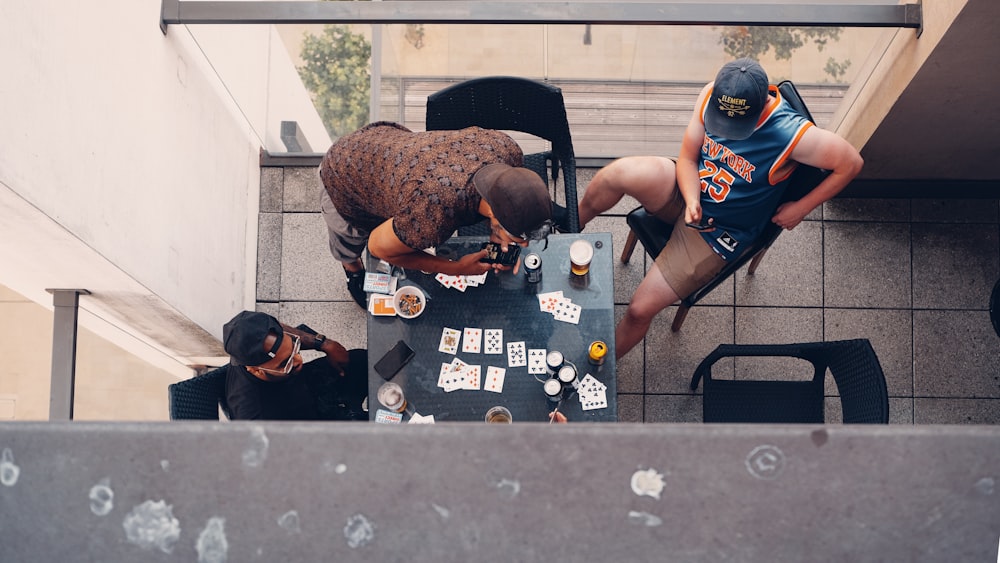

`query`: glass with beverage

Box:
[569,239,593,276]
[484,406,512,424]
[376,382,407,413]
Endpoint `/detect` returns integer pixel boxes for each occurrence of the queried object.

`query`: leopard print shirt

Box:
[320,121,524,250]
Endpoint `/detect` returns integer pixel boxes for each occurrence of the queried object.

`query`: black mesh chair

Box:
[691,339,889,424]
[620,81,830,332]
[426,76,579,234]
[168,366,230,420]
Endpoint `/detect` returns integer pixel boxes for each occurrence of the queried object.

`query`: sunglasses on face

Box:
[258,333,301,375]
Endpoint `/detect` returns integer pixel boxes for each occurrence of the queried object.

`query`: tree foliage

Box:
[719,26,850,81]
[297,25,372,139]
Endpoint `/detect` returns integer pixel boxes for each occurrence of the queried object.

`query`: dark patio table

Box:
[367,233,617,422]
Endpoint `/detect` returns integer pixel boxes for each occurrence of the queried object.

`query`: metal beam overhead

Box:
[45,288,90,421]
[161,1,921,29]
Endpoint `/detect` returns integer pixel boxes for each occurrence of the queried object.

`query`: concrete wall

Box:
[0,1,324,375]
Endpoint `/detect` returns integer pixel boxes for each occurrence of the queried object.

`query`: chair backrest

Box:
[691,339,889,423]
[168,366,230,420]
[426,76,579,233]
[680,80,830,307]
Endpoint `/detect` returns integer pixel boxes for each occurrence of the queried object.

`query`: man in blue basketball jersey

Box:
[579,59,863,360]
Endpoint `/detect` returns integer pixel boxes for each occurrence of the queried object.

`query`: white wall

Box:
[0,1,308,368]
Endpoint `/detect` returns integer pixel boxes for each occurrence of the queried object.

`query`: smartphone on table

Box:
[374,340,415,381]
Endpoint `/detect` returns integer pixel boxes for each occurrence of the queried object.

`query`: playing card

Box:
[528,349,547,375]
[537,291,564,313]
[484,329,503,354]
[452,276,468,292]
[439,358,468,392]
[438,327,461,354]
[554,302,582,325]
[461,364,482,390]
[466,272,488,287]
[580,389,608,411]
[462,328,482,353]
[506,341,527,367]
[435,272,454,288]
[484,366,506,393]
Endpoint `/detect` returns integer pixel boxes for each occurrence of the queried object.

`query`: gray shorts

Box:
[320,191,369,262]
[650,191,727,300]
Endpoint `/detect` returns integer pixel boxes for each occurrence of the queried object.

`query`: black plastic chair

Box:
[168,366,231,420]
[690,339,889,424]
[426,76,579,234]
[620,81,830,332]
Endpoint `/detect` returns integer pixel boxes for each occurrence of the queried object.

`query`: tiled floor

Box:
[258,166,1000,424]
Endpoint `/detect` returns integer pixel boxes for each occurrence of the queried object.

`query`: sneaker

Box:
[345,268,368,309]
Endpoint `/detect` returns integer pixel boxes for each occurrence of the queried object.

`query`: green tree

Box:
[298,24,372,139]
[718,26,850,82]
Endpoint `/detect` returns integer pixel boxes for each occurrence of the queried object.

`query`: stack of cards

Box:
[537,291,582,324]
[437,358,506,393]
[362,272,396,294]
[434,272,488,292]
[577,374,608,411]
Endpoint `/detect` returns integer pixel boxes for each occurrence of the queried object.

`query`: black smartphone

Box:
[685,219,715,232]
[374,340,415,381]
[480,241,521,266]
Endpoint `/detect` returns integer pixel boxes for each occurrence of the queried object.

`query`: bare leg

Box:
[578,156,679,229]
[615,265,680,360]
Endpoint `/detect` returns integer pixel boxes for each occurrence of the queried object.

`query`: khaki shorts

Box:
[650,192,727,300]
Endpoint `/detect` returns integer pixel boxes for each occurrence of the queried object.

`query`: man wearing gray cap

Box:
[578,58,863,361]
[320,121,558,307]
[222,310,368,420]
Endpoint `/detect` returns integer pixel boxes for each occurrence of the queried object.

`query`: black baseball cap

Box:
[222,311,283,366]
[704,58,770,141]
[473,163,552,240]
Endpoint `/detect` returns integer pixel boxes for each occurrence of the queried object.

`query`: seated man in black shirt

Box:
[222,310,368,420]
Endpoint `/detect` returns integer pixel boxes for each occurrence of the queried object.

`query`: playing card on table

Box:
[452,276,468,292]
[506,341,527,367]
[484,366,506,393]
[537,291,564,313]
[577,373,608,410]
[435,272,454,288]
[484,329,503,354]
[528,348,547,375]
[466,272,488,287]
[554,301,582,325]
[462,328,482,353]
[439,359,467,392]
[461,364,482,390]
[438,327,461,355]
[580,389,608,411]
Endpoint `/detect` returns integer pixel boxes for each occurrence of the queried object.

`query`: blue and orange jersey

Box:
[696,85,813,260]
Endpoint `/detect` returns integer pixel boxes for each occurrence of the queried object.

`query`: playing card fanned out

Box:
[537,291,564,313]
[538,291,583,324]
[577,373,608,411]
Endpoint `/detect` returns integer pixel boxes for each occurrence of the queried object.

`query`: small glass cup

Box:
[484,406,512,424]
[377,382,407,413]
[569,239,593,276]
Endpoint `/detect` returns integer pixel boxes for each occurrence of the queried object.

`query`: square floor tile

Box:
[278,301,368,352]
[645,305,734,394]
[256,213,282,302]
[617,393,643,422]
[912,223,999,309]
[914,398,1000,424]
[645,394,702,423]
[259,167,283,212]
[824,198,910,222]
[283,167,324,212]
[824,222,911,308]
[736,220,822,307]
[911,199,999,223]
[280,213,349,301]
[914,310,1000,398]
[734,307,823,381]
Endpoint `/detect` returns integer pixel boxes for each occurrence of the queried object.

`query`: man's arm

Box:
[280,323,350,375]
[676,84,712,225]
[773,127,864,230]
[368,218,491,276]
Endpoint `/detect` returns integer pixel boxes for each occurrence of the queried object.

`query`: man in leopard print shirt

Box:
[320,121,553,307]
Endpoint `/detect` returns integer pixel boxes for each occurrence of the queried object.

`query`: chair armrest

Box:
[689,342,825,391]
